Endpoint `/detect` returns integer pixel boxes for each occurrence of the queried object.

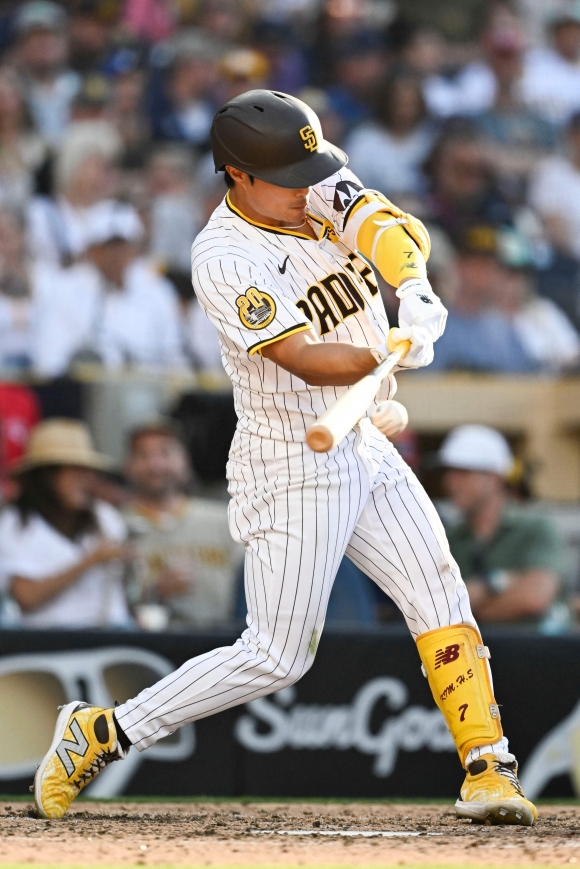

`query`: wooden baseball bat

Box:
[306,337,411,453]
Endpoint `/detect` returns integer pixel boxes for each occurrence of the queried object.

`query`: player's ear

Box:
[225,166,248,187]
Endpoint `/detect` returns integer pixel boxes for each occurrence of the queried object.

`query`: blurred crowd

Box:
[0,0,579,634]
[0,415,575,633]
[0,0,576,376]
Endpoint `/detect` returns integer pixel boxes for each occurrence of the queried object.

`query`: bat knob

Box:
[306,424,334,453]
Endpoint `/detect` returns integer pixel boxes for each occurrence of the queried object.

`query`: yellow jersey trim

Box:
[248,322,313,356]
[226,193,322,241]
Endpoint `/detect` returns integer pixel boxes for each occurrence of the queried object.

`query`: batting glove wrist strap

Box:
[396,278,432,299]
[398,281,448,343]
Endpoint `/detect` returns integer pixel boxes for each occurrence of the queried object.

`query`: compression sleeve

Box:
[357,218,427,288]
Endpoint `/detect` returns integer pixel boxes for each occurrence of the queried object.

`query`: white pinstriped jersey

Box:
[191,167,390,442]
[119,168,505,769]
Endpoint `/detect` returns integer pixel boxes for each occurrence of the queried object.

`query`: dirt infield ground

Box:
[1,799,579,868]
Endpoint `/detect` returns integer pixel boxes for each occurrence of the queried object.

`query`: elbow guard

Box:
[342,190,431,284]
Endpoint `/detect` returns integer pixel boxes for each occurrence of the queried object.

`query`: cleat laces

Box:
[72,748,120,791]
[495,760,525,797]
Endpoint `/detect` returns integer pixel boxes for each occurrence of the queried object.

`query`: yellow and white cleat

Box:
[33,701,127,819]
[455,754,537,826]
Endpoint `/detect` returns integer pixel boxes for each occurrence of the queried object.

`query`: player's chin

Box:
[288,205,308,220]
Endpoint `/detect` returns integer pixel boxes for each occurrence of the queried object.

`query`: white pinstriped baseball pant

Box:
[116,419,509,762]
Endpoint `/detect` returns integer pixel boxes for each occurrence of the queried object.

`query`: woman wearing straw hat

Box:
[0,419,132,628]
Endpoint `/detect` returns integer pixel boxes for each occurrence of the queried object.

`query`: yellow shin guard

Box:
[416,624,503,766]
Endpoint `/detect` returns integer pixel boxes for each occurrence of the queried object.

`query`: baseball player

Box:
[34,91,536,825]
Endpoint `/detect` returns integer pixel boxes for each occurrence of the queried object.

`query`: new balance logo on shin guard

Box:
[434,644,461,668]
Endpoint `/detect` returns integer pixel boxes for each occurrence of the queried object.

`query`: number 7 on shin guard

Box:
[416,624,503,766]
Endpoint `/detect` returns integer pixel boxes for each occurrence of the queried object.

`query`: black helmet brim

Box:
[242,142,348,188]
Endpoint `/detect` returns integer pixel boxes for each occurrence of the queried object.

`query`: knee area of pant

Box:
[268,657,308,689]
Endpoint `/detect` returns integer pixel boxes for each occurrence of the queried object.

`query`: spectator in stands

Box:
[123,420,243,629]
[399,27,447,79]
[196,0,246,44]
[14,1,80,146]
[68,0,117,75]
[32,203,186,375]
[0,419,132,629]
[440,424,562,626]
[0,381,40,500]
[27,119,122,266]
[475,29,556,192]
[149,28,221,148]
[529,112,580,263]
[495,228,580,373]
[68,73,111,124]
[147,145,201,277]
[430,226,538,372]
[123,0,178,45]
[423,24,526,120]
[250,17,308,96]
[521,4,580,126]
[345,71,436,198]
[216,47,270,104]
[424,123,513,245]
[0,66,46,211]
[106,58,150,159]
[323,34,389,130]
[0,207,37,369]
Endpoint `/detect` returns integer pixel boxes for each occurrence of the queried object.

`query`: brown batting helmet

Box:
[210,89,347,188]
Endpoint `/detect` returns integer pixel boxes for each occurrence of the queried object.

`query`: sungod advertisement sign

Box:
[0,628,578,799]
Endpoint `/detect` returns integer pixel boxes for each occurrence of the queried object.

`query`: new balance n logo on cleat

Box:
[56,718,89,777]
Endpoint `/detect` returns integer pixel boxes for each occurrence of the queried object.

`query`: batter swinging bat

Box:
[306,338,411,452]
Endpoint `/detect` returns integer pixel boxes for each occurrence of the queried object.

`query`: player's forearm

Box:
[261,331,379,386]
[10,560,91,611]
[469,570,559,622]
[295,343,379,385]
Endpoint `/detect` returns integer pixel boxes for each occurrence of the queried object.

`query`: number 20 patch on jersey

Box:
[237,287,277,329]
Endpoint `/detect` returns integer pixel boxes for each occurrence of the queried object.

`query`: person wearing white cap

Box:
[32,203,186,375]
[27,120,123,267]
[440,425,562,625]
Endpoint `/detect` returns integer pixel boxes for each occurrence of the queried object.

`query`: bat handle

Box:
[370,338,411,380]
[387,327,412,359]
[306,341,411,453]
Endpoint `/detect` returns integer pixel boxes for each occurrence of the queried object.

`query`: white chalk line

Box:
[250,829,443,838]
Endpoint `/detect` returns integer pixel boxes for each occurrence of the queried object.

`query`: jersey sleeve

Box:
[308,166,367,240]
[192,256,312,356]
